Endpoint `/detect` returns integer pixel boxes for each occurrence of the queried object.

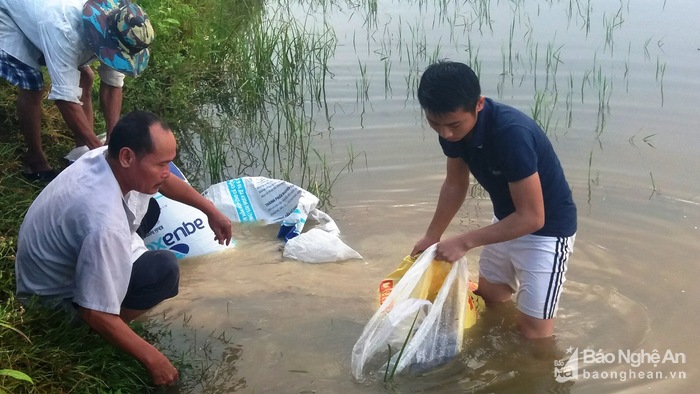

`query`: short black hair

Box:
[108,110,170,159]
[417,60,481,114]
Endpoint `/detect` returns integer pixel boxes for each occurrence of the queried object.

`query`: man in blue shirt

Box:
[412,61,576,339]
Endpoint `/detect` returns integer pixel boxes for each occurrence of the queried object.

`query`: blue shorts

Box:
[0,50,44,91]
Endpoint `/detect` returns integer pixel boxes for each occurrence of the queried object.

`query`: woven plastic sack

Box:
[351,244,470,380]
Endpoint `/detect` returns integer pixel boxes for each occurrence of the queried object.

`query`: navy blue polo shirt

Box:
[439,98,577,237]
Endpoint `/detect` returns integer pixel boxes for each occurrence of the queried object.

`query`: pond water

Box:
[150,1,700,392]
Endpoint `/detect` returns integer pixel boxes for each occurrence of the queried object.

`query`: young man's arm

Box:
[78,308,178,385]
[54,100,104,149]
[412,157,471,255]
[158,175,233,245]
[435,171,545,262]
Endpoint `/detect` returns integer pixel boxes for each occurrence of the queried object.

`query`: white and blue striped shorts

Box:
[478,233,575,319]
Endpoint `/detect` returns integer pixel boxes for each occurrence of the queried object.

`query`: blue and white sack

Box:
[141,163,235,259]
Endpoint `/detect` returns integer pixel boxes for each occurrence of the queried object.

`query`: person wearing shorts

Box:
[15,110,233,386]
[0,0,153,182]
[411,61,577,339]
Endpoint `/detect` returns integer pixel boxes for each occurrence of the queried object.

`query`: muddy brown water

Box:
[148,1,700,392]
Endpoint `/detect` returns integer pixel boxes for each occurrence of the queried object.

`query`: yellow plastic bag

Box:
[379,254,485,329]
[353,245,481,379]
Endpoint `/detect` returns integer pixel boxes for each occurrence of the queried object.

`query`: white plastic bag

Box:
[283,228,362,263]
[351,244,468,380]
[204,177,362,262]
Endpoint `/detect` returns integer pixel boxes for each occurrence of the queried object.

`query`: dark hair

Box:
[108,110,170,158]
[417,60,481,114]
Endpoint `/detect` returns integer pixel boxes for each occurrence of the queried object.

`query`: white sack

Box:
[283,228,362,263]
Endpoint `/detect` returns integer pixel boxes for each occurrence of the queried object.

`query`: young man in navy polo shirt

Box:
[411,61,577,339]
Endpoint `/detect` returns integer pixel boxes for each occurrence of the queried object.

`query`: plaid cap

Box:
[82,0,154,77]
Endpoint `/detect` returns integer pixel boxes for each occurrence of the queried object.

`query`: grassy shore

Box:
[0,0,352,390]
[0,0,260,391]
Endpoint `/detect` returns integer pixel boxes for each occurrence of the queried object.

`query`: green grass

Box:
[384,309,420,386]
[134,0,353,204]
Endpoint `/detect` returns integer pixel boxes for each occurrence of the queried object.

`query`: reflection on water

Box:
[148,0,699,392]
[346,281,649,393]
